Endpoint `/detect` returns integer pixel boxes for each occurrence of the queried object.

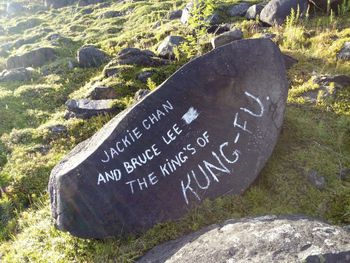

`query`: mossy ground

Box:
[0,0,349,262]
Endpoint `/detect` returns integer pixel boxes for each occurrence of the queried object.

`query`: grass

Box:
[0,0,349,262]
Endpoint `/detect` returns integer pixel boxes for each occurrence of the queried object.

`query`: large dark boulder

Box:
[260,0,309,26]
[138,216,350,263]
[77,45,110,68]
[6,47,56,69]
[49,38,288,239]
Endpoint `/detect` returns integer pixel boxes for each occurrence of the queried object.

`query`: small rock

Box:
[206,13,221,26]
[68,60,75,69]
[260,0,309,26]
[137,71,154,83]
[134,89,150,101]
[31,145,50,155]
[87,86,118,100]
[260,33,276,39]
[181,2,193,24]
[81,7,94,15]
[117,48,168,67]
[313,74,350,88]
[211,28,243,49]
[169,9,182,20]
[45,0,75,8]
[47,124,68,135]
[339,168,350,182]
[7,47,56,69]
[157,36,185,59]
[6,2,26,16]
[98,10,122,19]
[337,42,350,60]
[77,0,105,7]
[46,33,61,41]
[65,99,118,119]
[77,45,109,68]
[207,24,231,35]
[307,170,326,190]
[0,68,33,82]
[283,54,298,70]
[227,3,251,17]
[246,4,264,20]
[103,62,119,78]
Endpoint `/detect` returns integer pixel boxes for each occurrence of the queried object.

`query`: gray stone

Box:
[181,2,194,24]
[44,0,76,8]
[117,48,168,67]
[340,168,350,182]
[0,68,33,82]
[206,13,221,26]
[49,39,288,238]
[337,42,350,60]
[6,47,56,69]
[260,0,309,26]
[169,9,182,20]
[157,36,185,59]
[47,124,68,135]
[65,99,118,119]
[134,89,150,101]
[306,251,350,263]
[87,86,118,100]
[207,24,231,35]
[77,0,105,7]
[103,61,120,78]
[6,2,26,16]
[77,45,109,68]
[313,74,350,88]
[307,170,326,190]
[137,71,154,83]
[245,4,264,20]
[138,216,350,263]
[227,3,251,17]
[98,10,122,19]
[260,33,277,39]
[211,28,243,49]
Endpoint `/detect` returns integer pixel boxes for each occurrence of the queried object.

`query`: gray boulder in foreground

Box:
[49,39,288,239]
[138,215,350,263]
[260,0,309,26]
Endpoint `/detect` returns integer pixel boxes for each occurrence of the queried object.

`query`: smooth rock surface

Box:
[260,0,309,26]
[227,3,251,17]
[337,42,350,60]
[138,216,350,263]
[65,99,117,119]
[49,39,288,238]
[6,47,56,69]
[77,45,109,68]
[211,28,243,49]
[245,4,264,20]
[157,36,185,59]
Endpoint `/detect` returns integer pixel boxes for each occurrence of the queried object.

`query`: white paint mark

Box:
[240,91,264,117]
[182,107,199,125]
[234,133,240,143]
[266,96,270,101]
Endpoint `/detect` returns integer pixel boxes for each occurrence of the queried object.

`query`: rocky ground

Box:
[0,0,349,262]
